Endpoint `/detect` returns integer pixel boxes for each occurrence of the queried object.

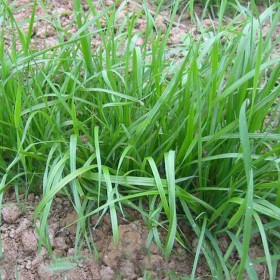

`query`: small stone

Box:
[2,204,21,223]
[22,230,37,252]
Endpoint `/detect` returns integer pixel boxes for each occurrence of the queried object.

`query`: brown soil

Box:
[1,192,211,279]
[3,0,188,50]
[1,191,277,279]
[1,1,279,279]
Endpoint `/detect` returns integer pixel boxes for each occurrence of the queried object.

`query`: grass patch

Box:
[0,0,280,279]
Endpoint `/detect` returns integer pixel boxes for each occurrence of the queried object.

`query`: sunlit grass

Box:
[0,0,280,279]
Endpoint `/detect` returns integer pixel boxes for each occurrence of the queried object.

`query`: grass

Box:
[152,0,274,20]
[0,0,280,279]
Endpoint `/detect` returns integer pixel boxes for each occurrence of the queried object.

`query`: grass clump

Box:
[0,0,280,279]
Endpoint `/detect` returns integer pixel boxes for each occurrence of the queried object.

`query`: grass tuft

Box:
[0,0,279,278]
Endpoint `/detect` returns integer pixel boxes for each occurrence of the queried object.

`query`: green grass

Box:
[152,0,273,19]
[0,0,280,279]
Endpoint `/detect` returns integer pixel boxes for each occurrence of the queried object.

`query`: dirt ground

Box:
[1,0,280,279]
[1,192,211,279]
[1,191,275,280]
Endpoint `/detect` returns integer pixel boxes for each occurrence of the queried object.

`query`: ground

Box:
[1,0,279,279]
[1,192,211,279]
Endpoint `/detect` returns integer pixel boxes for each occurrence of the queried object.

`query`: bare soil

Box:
[1,190,276,279]
[1,192,211,279]
[1,1,279,279]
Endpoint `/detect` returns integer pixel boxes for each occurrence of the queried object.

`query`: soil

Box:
[1,0,280,279]
[2,190,278,279]
[1,192,210,279]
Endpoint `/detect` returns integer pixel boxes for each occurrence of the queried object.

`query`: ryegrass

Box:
[0,0,280,279]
